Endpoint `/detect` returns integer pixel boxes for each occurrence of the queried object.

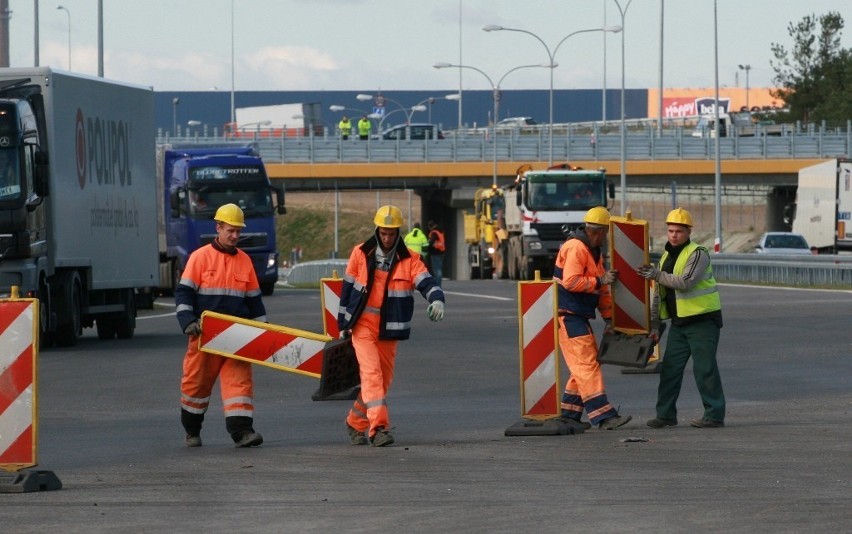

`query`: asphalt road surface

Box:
[2,281,850,533]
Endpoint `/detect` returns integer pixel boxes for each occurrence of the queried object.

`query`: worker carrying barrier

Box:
[198,311,358,400]
[0,287,62,493]
[505,273,582,436]
[598,211,660,369]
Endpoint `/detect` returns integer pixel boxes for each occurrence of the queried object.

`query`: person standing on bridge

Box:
[554,206,631,431]
[636,207,725,429]
[339,205,445,447]
[358,115,372,140]
[338,116,352,140]
[175,203,267,448]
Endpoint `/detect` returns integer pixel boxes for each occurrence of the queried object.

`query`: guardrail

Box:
[712,253,852,289]
[280,255,852,289]
[160,124,851,164]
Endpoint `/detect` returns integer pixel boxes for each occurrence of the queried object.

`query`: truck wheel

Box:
[497,244,509,280]
[115,289,136,339]
[55,271,82,347]
[260,282,275,296]
[97,317,116,340]
[38,279,55,348]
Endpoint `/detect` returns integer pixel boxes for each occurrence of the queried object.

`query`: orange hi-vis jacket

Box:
[553,232,612,320]
[339,235,444,340]
[175,240,267,331]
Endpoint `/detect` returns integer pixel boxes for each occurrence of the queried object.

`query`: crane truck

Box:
[785,158,852,253]
[157,145,286,296]
[464,164,613,280]
[0,68,159,347]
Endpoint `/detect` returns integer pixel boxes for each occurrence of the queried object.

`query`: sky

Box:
[6,0,852,93]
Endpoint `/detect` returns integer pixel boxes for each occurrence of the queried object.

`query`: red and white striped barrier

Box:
[320,276,343,339]
[609,212,651,334]
[516,280,560,418]
[0,293,38,471]
[199,311,331,378]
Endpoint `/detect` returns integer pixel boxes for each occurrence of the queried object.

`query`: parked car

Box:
[755,232,812,254]
[496,117,537,128]
[380,123,444,140]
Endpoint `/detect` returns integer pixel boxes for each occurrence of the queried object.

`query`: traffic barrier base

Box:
[0,470,62,493]
[599,323,666,368]
[311,337,360,401]
[505,417,585,436]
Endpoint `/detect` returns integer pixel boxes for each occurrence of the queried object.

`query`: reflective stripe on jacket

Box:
[175,241,267,332]
[553,234,612,320]
[658,241,721,319]
[338,235,444,340]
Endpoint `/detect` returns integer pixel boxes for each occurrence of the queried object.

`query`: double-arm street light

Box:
[482,24,621,166]
[434,62,547,186]
[414,94,461,124]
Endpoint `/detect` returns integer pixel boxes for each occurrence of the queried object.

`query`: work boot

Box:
[690,418,724,428]
[646,417,678,429]
[347,424,368,446]
[185,434,202,447]
[598,414,632,430]
[371,427,395,447]
[234,431,264,448]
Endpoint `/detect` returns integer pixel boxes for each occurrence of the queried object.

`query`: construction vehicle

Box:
[157,145,286,296]
[464,164,614,280]
[785,158,852,253]
[0,68,159,346]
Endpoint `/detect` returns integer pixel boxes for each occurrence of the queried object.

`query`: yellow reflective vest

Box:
[659,241,721,319]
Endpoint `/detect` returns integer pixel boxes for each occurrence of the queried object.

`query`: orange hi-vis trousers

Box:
[346,312,398,438]
[345,267,399,439]
[557,317,617,426]
[180,335,255,421]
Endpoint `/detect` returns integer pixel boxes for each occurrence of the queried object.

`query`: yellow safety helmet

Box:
[665,207,693,227]
[374,205,404,228]
[584,206,611,226]
[214,203,246,228]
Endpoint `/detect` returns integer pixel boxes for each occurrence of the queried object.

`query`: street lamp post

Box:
[482,24,621,166]
[172,97,179,135]
[56,5,71,70]
[435,62,546,187]
[738,64,751,110]
[615,0,634,216]
[413,94,461,125]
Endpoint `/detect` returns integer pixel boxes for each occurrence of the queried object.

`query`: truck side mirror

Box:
[274,186,286,215]
[608,182,615,199]
[170,190,181,217]
[33,150,49,197]
[515,189,521,207]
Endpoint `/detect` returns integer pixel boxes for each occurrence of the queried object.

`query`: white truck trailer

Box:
[789,159,852,253]
[0,68,158,346]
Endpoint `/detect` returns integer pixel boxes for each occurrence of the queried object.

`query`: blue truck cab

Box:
[158,145,285,296]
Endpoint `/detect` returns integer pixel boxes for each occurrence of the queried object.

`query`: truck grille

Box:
[530,223,568,242]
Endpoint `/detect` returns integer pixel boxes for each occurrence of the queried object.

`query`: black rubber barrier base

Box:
[504,417,585,437]
[622,361,662,374]
[312,337,360,401]
[0,470,62,493]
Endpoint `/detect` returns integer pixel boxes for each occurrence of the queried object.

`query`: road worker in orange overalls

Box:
[553,206,632,431]
[176,203,268,448]
[339,205,445,447]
